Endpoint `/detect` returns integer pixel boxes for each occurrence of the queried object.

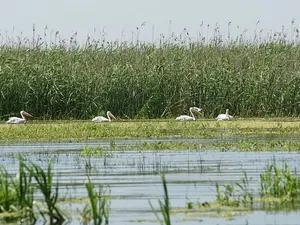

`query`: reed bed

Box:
[1,24,300,120]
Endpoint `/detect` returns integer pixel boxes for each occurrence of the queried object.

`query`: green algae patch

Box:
[174,202,250,221]
[80,139,300,155]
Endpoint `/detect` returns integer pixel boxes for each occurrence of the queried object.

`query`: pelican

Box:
[6,111,33,124]
[216,109,233,121]
[92,111,116,122]
[176,107,202,121]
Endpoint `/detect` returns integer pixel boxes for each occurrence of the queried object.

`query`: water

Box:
[0,139,300,225]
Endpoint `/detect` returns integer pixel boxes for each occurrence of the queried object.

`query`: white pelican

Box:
[176,107,202,121]
[92,111,116,122]
[6,111,33,124]
[216,109,233,121]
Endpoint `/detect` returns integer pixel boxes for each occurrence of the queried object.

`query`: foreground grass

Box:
[1,118,300,143]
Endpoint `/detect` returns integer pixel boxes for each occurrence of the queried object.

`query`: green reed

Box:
[0,167,16,215]
[216,161,300,208]
[21,158,66,224]
[260,161,300,202]
[81,177,110,225]
[1,156,112,224]
[216,171,254,207]
[13,157,36,223]
[149,173,171,225]
[1,24,300,119]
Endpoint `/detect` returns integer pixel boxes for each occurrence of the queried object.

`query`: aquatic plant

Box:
[149,173,171,225]
[13,157,36,223]
[260,161,300,202]
[0,166,18,218]
[0,156,111,224]
[22,158,66,224]
[216,171,253,207]
[81,177,110,225]
[0,160,36,224]
[215,162,300,209]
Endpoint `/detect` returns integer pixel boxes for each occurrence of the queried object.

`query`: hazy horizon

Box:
[1,0,299,44]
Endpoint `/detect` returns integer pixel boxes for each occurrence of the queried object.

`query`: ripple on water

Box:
[0,140,300,225]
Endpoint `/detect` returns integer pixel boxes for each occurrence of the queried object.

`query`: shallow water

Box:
[0,139,300,225]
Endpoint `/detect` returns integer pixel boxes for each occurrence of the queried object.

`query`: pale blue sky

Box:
[1,0,299,43]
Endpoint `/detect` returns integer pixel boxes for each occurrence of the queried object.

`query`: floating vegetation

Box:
[80,146,114,158]
[208,139,300,152]
[79,139,300,156]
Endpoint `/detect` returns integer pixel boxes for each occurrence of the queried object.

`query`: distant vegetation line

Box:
[1,32,300,119]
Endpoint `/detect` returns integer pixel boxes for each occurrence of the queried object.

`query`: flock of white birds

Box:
[176,107,233,121]
[6,108,233,124]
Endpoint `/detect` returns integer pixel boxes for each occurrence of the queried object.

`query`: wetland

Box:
[2,25,300,225]
[1,119,300,225]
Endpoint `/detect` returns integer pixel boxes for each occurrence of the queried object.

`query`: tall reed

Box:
[1,23,300,119]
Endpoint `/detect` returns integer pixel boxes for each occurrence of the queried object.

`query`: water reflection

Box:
[0,140,299,225]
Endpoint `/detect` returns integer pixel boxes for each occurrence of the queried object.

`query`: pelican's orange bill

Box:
[22,111,33,117]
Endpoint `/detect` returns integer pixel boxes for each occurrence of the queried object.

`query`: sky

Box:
[1,0,300,44]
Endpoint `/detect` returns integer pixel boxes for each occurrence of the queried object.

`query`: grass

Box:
[1,119,300,143]
[1,23,300,120]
